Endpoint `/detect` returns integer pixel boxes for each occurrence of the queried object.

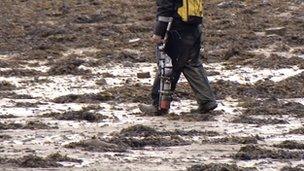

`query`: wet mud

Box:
[187,163,257,171]
[0,81,16,91]
[0,0,155,64]
[174,83,196,100]
[0,0,303,170]
[65,135,189,152]
[0,135,12,140]
[0,121,57,130]
[0,69,44,77]
[113,124,218,137]
[14,102,46,108]
[239,98,304,117]
[274,141,304,150]
[211,72,304,99]
[0,153,82,168]
[225,52,304,69]
[253,72,304,99]
[281,166,304,171]
[46,152,82,163]
[106,84,151,103]
[204,0,303,63]
[108,135,190,150]
[289,127,304,135]
[167,110,224,122]
[47,57,91,75]
[53,92,114,103]
[234,145,304,160]
[15,102,46,108]
[112,124,162,137]
[0,92,33,99]
[65,139,127,152]
[41,109,108,123]
[0,114,18,119]
[203,135,261,145]
[93,48,150,64]
[232,115,288,125]
[0,60,23,68]
[66,125,195,152]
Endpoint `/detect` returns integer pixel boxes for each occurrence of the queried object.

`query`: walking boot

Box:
[191,101,218,114]
[139,104,168,116]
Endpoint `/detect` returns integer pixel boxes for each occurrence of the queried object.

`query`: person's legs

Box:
[150,31,182,108]
[178,25,217,112]
[151,68,182,107]
[141,25,217,114]
[183,65,216,105]
[140,66,181,115]
[141,41,182,115]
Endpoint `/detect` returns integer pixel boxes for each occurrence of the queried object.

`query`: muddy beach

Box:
[0,0,304,170]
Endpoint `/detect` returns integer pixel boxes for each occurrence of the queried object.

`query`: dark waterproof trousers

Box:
[151,24,216,107]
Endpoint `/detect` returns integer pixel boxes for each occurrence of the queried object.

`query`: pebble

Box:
[265,27,286,36]
[137,72,151,79]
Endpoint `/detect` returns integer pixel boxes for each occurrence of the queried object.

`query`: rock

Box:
[102,72,115,78]
[125,78,133,84]
[265,27,286,36]
[128,38,141,43]
[96,78,107,86]
[0,81,16,91]
[254,32,266,37]
[123,61,134,67]
[137,72,151,79]
[260,0,271,6]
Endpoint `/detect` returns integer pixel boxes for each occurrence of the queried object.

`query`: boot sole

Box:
[191,103,218,114]
[201,104,218,114]
[139,105,168,116]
